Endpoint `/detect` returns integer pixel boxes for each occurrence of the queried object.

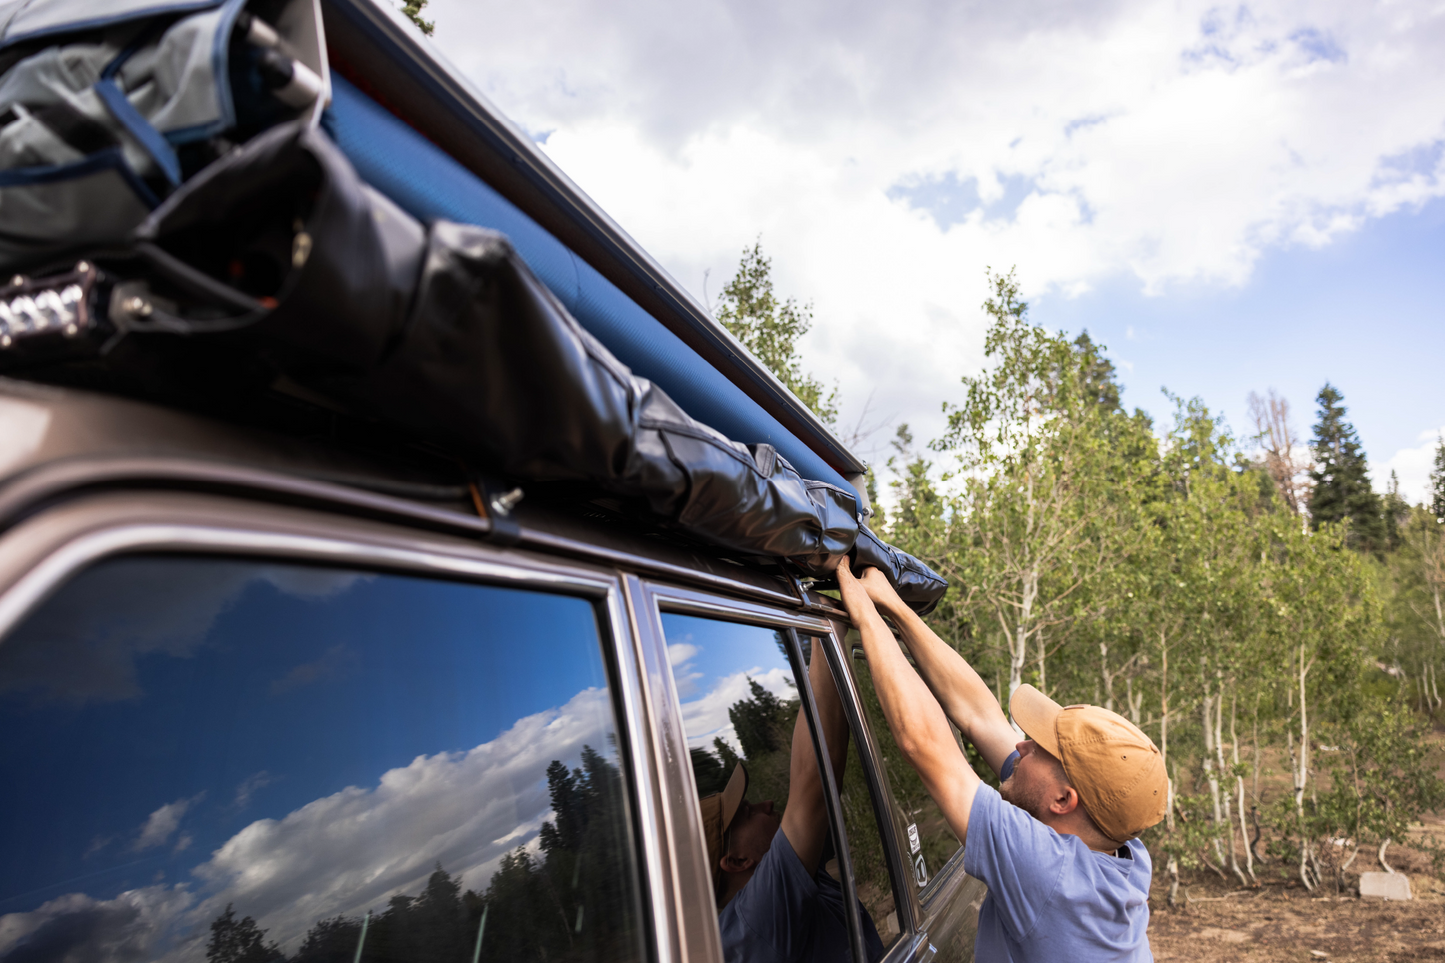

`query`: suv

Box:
[0,2,984,962]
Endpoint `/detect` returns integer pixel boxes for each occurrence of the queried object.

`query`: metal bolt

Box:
[0,334,10,348]
[9,275,25,287]
[74,261,90,274]
[63,323,78,337]
[491,487,525,515]
[121,296,153,318]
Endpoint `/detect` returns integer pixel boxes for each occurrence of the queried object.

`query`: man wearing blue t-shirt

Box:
[837,560,1168,962]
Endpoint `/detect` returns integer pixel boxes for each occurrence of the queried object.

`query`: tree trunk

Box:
[1126,674,1144,725]
[1231,691,1255,883]
[1291,645,1315,891]
[1007,564,1038,700]
[1100,640,1113,713]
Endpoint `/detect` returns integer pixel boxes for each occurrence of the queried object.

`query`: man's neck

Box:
[1040,812,1117,853]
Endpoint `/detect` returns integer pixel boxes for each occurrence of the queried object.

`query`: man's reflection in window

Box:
[697,648,884,963]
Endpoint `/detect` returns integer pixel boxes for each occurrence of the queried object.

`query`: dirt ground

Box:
[1148,814,1445,962]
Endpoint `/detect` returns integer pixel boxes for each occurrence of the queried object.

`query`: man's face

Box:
[727,799,782,864]
[999,739,1066,820]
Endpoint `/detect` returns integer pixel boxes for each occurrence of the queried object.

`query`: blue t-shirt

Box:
[719,827,885,963]
[964,782,1153,962]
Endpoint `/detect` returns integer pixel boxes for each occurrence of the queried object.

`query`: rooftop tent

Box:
[317,0,868,509]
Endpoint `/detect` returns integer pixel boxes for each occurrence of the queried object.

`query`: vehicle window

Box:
[0,555,645,963]
[809,636,904,952]
[845,635,963,891]
[661,613,880,962]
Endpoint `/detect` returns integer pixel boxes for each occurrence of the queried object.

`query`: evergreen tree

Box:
[206,906,282,963]
[1072,331,1121,411]
[1307,383,1384,551]
[728,677,788,759]
[714,240,838,424]
[690,746,728,795]
[1384,470,1410,549]
[1430,434,1445,523]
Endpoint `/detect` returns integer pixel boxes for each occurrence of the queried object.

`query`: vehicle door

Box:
[631,581,965,963]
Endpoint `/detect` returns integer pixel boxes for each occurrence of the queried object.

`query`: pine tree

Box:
[1307,383,1384,551]
[1430,434,1445,523]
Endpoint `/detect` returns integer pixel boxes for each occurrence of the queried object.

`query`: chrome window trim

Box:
[0,491,672,963]
[647,583,837,635]
[0,454,804,610]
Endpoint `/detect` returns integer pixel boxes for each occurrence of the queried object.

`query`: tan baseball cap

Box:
[1009,684,1168,843]
[700,763,749,879]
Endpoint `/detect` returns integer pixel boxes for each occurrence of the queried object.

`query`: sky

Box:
[420,0,1445,504]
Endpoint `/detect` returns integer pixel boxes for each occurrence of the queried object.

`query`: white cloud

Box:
[666,642,699,666]
[0,886,196,963]
[423,0,1445,456]
[1,687,619,961]
[232,771,277,811]
[132,793,205,853]
[1381,427,1444,505]
[678,666,795,752]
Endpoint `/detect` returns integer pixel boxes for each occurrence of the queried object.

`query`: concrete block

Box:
[1359,871,1412,900]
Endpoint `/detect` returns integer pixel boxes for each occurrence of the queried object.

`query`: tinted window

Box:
[0,556,645,963]
[845,637,963,890]
[820,639,903,949]
[662,615,883,963]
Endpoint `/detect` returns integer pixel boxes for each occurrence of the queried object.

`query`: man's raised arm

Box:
[836,560,979,843]
[854,568,1017,777]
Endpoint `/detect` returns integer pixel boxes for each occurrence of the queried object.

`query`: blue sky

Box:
[1039,194,1445,498]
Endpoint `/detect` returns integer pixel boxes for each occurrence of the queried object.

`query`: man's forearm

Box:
[874,597,1014,774]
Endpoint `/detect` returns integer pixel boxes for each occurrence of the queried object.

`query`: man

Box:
[837,560,1167,962]
[697,643,884,963]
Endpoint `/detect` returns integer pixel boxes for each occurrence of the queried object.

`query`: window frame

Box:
[637,580,942,963]
[0,489,675,963]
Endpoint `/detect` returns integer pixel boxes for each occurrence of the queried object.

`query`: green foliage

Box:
[400,0,433,35]
[878,266,1444,893]
[715,240,838,424]
[1308,383,1385,552]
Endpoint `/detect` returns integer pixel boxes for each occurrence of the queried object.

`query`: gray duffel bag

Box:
[0,0,329,271]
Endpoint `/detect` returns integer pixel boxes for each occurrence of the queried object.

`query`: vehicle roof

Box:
[0,377,843,614]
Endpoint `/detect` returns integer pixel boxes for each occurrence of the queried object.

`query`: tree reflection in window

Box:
[207,748,634,963]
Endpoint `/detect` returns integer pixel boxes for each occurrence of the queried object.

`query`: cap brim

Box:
[1009,684,1063,760]
[721,763,748,833]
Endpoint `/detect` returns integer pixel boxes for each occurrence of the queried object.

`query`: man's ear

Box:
[720,853,755,874]
[1049,785,1081,817]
